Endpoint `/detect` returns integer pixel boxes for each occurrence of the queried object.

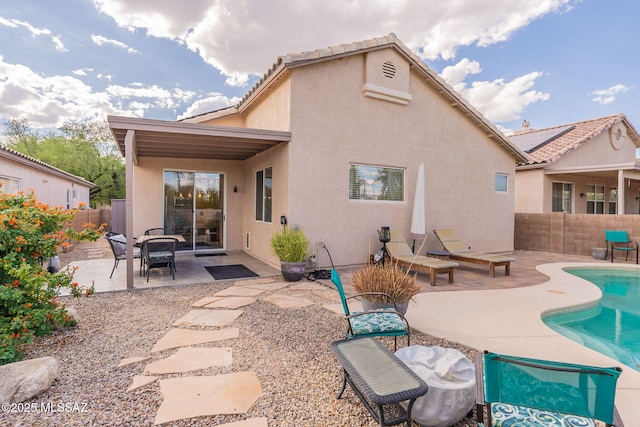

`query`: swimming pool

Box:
[543,267,640,371]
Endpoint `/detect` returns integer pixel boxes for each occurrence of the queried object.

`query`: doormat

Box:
[194,253,227,257]
[205,265,259,280]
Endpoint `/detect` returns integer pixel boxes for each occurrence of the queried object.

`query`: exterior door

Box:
[163,171,224,251]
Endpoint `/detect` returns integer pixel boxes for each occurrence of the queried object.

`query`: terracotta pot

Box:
[361,299,409,315]
[280,261,306,282]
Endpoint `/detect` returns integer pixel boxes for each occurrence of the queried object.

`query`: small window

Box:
[0,176,20,194]
[349,164,404,201]
[586,184,604,214]
[609,188,617,214]
[495,174,508,192]
[255,167,272,222]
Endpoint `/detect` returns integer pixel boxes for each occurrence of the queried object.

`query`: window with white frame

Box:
[0,176,20,194]
[495,173,508,192]
[552,182,573,213]
[255,167,272,222]
[348,164,404,201]
[609,187,617,214]
[586,184,605,214]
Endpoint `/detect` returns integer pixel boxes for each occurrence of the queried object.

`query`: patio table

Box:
[330,337,428,426]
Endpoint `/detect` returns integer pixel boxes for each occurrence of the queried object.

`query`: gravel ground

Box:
[6,241,480,427]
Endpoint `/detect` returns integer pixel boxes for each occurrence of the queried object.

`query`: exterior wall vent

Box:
[382,61,396,79]
[245,232,251,250]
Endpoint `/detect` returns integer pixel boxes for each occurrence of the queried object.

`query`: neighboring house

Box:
[108,34,527,287]
[0,145,93,208]
[512,114,640,214]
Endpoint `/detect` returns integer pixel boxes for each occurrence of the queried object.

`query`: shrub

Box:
[0,189,103,365]
[352,262,421,303]
[270,226,309,262]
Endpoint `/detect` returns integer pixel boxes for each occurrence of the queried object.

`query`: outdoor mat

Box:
[195,253,227,257]
[205,265,259,280]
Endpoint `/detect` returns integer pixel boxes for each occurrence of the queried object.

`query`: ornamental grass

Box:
[352,262,421,303]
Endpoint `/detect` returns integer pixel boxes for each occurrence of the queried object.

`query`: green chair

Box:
[330,269,410,350]
[605,230,638,264]
[476,351,624,426]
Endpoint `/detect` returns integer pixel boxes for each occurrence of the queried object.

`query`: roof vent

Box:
[382,61,396,79]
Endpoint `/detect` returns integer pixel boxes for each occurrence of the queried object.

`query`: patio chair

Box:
[386,230,459,286]
[330,268,410,350]
[476,351,624,427]
[141,237,178,282]
[433,228,515,277]
[605,230,638,264]
[105,233,140,279]
[144,227,165,236]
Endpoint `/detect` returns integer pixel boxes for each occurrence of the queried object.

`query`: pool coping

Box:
[405,262,640,423]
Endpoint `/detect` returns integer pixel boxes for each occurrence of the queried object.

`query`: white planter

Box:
[592,248,607,260]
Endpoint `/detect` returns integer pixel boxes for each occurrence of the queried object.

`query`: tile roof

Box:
[184,33,528,163]
[0,145,94,186]
[511,114,640,167]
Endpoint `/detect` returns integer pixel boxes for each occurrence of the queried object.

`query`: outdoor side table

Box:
[330,337,428,427]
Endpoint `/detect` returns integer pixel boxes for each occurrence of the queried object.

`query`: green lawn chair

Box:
[330,269,410,350]
[476,351,624,426]
[605,230,638,264]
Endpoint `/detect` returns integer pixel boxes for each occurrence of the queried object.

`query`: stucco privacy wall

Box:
[132,157,245,250]
[280,49,516,267]
[515,213,640,256]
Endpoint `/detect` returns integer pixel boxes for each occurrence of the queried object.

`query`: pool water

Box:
[543,268,640,371]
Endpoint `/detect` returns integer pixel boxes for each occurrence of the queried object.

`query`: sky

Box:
[0,0,638,137]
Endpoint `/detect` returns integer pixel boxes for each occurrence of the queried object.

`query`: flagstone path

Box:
[117,276,341,425]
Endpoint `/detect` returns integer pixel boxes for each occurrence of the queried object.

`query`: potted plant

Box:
[270,226,310,281]
[351,262,422,315]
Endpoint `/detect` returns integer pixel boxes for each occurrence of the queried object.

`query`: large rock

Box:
[0,357,58,403]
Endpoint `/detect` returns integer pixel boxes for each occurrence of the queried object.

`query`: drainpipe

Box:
[618,170,625,214]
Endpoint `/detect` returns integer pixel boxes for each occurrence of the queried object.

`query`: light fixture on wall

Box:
[233,185,238,193]
[42,178,48,183]
[580,193,585,198]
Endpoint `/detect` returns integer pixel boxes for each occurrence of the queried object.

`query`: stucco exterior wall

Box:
[515,168,545,213]
[0,156,91,208]
[279,51,516,267]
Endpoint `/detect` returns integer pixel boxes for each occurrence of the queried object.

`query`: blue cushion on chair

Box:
[349,308,407,335]
[490,402,597,427]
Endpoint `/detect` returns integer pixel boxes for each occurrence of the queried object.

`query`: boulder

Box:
[0,357,58,403]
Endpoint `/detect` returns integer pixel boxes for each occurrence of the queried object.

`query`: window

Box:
[495,174,508,192]
[586,185,604,214]
[609,188,617,214]
[552,182,573,213]
[349,164,404,201]
[0,176,20,194]
[255,167,272,222]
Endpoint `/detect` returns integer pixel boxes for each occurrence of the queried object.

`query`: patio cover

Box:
[107,115,292,288]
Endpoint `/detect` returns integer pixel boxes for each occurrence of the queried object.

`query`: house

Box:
[108,34,527,288]
[512,114,640,214]
[0,145,93,208]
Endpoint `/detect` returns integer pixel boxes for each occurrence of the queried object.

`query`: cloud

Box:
[91,34,138,54]
[440,59,550,122]
[178,93,240,120]
[92,0,574,86]
[590,84,630,105]
[0,16,66,51]
[0,56,235,127]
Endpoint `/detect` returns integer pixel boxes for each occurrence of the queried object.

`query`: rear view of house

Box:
[109,34,527,287]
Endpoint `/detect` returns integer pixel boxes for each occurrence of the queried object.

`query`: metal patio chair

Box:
[141,237,178,282]
[105,233,140,279]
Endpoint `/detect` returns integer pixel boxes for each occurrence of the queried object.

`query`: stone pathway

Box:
[117,277,340,425]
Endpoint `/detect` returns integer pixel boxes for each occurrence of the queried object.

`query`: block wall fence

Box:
[514,213,640,256]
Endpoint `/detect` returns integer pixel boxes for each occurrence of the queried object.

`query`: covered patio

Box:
[107,115,291,289]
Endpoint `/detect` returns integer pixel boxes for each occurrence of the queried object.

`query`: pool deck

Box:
[69,247,640,423]
[401,253,640,424]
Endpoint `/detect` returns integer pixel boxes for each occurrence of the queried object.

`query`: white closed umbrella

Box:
[410,163,426,253]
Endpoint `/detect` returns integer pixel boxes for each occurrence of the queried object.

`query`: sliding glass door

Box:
[164,170,224,251]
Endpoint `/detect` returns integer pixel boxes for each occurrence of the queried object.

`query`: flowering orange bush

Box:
[0,189,103,364]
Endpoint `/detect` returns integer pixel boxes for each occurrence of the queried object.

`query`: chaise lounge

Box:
[386,230,459,286]
[433,228,515,278]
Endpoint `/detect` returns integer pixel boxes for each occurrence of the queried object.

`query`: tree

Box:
[2,119,125,207]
